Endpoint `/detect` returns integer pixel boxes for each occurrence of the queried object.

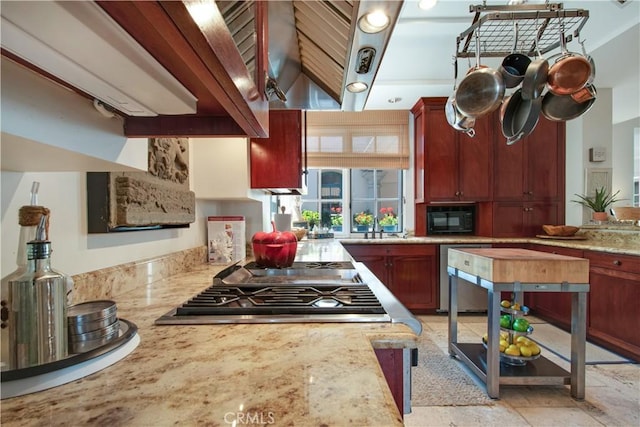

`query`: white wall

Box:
[564,23,640,225]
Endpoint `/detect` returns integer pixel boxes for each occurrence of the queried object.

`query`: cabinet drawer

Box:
[343,244,436,258]
[584,251,640,275]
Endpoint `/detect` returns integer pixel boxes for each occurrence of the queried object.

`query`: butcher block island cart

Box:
[447,248,590,399]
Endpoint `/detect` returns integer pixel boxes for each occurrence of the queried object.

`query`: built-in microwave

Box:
[427,205,475,235]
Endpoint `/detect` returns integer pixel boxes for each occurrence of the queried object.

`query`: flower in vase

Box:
[379,207,398,226]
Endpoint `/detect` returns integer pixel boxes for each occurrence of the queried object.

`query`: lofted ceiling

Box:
[366,0,640,111]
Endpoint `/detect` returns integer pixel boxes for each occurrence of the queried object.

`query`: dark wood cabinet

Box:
[583,250,640,361]
[250,110,302,189]
[412,98,493,203]
[374,348,404,417]
[527,244,585,330]
[492,117,565,237]
[411,98,564,238]
[493,201,561,237]
[344,244,438,312]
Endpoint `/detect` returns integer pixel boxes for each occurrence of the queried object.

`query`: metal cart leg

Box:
[570,291,587,399]
[448,272,458,356]
[486,288,501,398]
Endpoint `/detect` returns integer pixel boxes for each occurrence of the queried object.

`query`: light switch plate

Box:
[589,147,606,162]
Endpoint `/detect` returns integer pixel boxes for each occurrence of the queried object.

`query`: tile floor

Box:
[404,315,639,427]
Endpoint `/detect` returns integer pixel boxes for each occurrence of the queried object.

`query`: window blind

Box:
[305,110,410,169]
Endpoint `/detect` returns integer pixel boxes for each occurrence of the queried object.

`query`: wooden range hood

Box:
[97,1,269,138]
[1,1,270,138]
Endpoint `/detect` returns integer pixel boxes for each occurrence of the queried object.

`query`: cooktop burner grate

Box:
[175,284,385,316]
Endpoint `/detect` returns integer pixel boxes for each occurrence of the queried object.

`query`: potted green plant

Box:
[378,207,398,232]
[353,211,374,232]
[301,210,320,229]
[572,187,622,221]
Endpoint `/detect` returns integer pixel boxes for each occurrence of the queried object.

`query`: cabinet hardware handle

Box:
[464,260,470,266]
[613,260,621,266]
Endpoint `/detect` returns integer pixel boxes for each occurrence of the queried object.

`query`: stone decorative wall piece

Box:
[87,138,195,232]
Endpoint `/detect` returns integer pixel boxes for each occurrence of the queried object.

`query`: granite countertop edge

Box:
[1,252,413,426]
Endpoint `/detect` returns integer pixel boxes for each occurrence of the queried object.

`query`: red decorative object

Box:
[251,221,298,268]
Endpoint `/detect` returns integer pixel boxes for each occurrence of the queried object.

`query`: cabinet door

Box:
[458,113,493,201]
[342,245,388,283]
[493,202,561,237]
[492,202,525,237]
[525,118,564,201]
[250,110,302,189]
[525,202,561,236]
[585,251,640,361]
[389,252,437,311]
[493,135,525,201]
[424,104,458,201]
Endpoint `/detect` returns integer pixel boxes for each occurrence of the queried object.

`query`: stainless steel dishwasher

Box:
[438,244,490,313]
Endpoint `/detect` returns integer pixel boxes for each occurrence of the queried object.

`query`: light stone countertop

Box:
[340,232,640,257]
[0,242,416,427]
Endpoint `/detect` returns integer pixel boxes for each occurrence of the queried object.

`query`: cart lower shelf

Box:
[450,343,571,387]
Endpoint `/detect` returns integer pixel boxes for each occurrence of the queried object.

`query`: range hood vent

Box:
[0,1,197,117]
[267,0,402,111]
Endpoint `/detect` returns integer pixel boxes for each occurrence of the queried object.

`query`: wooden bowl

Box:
[542,225,580,237]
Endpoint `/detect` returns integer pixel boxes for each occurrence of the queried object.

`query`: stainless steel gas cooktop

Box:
[154,261,393,325]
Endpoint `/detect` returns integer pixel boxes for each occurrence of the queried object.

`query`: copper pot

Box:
[546,25,591,96]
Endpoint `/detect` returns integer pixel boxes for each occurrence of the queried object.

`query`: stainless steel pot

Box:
[445,58,476,136]
[455,31,505,118]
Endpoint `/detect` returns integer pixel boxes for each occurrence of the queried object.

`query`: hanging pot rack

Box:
[456,3,590,58]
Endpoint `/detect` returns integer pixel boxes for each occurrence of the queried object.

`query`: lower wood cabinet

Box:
[524,244,639,362]
[583,250,640,362]
[343,244,438,313]
[374,348,404,416]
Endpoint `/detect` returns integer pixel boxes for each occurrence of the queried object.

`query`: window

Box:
[301,168,403,235]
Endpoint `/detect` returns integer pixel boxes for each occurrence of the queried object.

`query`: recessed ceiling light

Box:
[346,82,368,93]
[358,10,390,33]
[418,0,438,11]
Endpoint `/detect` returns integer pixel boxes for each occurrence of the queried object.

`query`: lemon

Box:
[512,302,521,311]
[499,339,509,352]
[530,344,541,355]
[519,346,533,357]
[516,336,530,345]
[500,300,511,308]
[505,344,520,356]
[482,333,489,344]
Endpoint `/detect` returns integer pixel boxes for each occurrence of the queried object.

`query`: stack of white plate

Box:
[67,300,119,353]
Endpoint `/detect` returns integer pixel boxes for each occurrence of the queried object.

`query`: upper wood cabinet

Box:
[250,110,303,190]
[493,117,565,202]
[412,97,566,238]
[412,98,493,203]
